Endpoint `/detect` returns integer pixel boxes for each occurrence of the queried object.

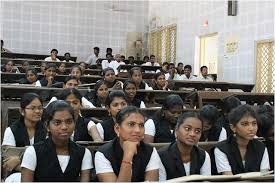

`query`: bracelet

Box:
[122,160,132,165]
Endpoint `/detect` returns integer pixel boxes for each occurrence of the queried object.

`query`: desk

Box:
[1,52,77,61]
[118,65,161,72]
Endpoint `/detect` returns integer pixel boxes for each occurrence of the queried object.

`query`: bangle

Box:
[122,160,132,165]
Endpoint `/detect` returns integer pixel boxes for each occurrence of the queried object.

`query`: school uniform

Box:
[44,57,60,62]
[264,138,274,170]
[89,98,106,108]
[145,117,176,143]
[88,117,116,141]
[200,126,227,142]
[211,135,270,175]
[47,96,96,108]
[38,77,58,87]
[158,141,211,180]
[196,76,213,82]
[128,98,146,108]
[217,115,232,137]
[95,137,161,182]
[21,137,92,182]
[73,115,94,141]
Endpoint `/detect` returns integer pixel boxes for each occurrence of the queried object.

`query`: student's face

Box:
[176,117,202,146]
[45,67,57,78]
[131,70,142,85]
[97,84,109,99]
[58,64,66,73]
[162,64,168,71]
[22,62,30,70]
[26,71,38,83]
[107,97,127,118]
[150,56,155,62]
[124,83,137,100]
[79,63,86,72]
[51,51,58,58]
[64,54,70,60]
[184,68,191,77]
[230,115,258,141]
[22,98,43,123]
[104,70,116,83]
[164,105,182,124]
[94,49,99,55]
[64,79,79,89]
[168,65,175,73]
[201,68,208,76]
[156,75,166,88]
[48,110,75,142]
[40,63,46,73]
[65,94,81,116]
[5,61,13,72]
[71,68,82,79]
[178,64,183,71]
[115,113,145,142]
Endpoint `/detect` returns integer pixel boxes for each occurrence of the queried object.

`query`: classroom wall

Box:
[149,1,274,83]
[1,1,149,61]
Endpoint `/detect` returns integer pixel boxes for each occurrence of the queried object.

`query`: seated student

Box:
[95,106,160,182]
[217,96,241,137]
[120,55,125,62]
[1,40,11,53]
[176,64,197,80]
[47,76,96,108]
[18,68,40,86]
[44,49,60,61]
[62,52,74,62]
[142,55,160,66]
[58,88,94,141]
[212,104,270,175]
[123,80,146,108]
[21,100,92,182]
[2,93,46,181]
[88,80,109,108]
[38,62,47,75]
[196,66,213,82]
[165,63,177,80]
[129,67,152,90]
[152,72,170,90]
[199,105,227,142]
[1,60,15,73]
[56,62,67,75]
[103,67,123,90]
[143,55,149,64]
[176,62,184,75]
[101,53,113,70]
[256,105,274,170]
[128,56,135,65]
[158,112,211,180]
[70,65,83,82]
[21,61,30,73]
[106,47,113,55]
[144,94,184,143]
[161,62,169,73]
[37,63,58,87]
[86,47,100,65]
[88,91,128,142]
[109,54,125,75]
[79,62,86,74]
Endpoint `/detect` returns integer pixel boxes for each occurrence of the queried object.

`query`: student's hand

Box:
[163,81,169,90]
[113,81,122,90]
[47,76,54,86]
[3,156,21,172]
[122,141,139,158]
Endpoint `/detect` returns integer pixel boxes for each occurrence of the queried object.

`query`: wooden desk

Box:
[196,91,274,108]
[173,80,255,92]
[118,65,161,72]
[1,52,77,62]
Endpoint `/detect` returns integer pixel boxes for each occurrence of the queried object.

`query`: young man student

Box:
[196,66,213,82]
[86,47,100,65]
[44,49,60,62]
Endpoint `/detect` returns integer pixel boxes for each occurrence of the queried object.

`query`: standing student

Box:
[152,72,170,90]
[58,88,94,141]
[144,94,184,143]
[212,104,270,175]
[123,80,146,108]
[158,112,211,180]
[199,105,227,142]
[44,49,60,62]
[95,106,160,182]
[2,93,46,180]
[89,80,109,108]
[21,100,92,182]
[88,91,128,142]
[56,62,67,75]
[37,63,58,87]
[102,67,123,89]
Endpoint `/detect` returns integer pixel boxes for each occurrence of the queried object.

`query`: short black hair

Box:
[51,49,58,54]
[129,67,142,77]
[228,104,258,126]
[150,55,155,59]
[64,76,79,84]
[184,65,192,70]
[106,48,112,52]
[94,47,100,51]
[222,96,241,114]
[154,72,165,80]
[123,80,136,91]
[64,52,70,56]
[128,56,134,59]
[116,106,144,125]
[59,88,82,103]
[103,67,115,76]
[21,92,43,109]
[200,66,208,72]
[178,62,183,66]
[163,62,169,66]
[256,105,274,138]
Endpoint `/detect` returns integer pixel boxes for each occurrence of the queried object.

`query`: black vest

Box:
[33,137,85,182]
[158,142,206,180]
[39,77,58,86]
[101,117,117,141]
[128,98,142,108]
[200,125,222,142]
[153,116,175,143]
[264,138,274,170]
[9,119,47,147]
[211,135,266,175]
[98,137,153,182]
[73,116,93,141]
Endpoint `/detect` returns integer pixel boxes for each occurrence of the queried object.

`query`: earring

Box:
[233,131,236,137]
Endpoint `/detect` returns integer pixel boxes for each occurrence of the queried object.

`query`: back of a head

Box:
[184,65,192,70]
[163,94,184,110]
[116,106,144,125]
[223,96,241,114]
[200,105,219,125]
[228,104,257,126]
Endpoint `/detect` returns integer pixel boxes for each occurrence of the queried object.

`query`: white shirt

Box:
[35,80,42,87]
[2,127,34,146]
[196,76,213,82]
[175,74,197,81]
[142,62,160,66]
[85,54,99,65]
[62,60,74,63]
[144,82,153,90]
[47,96,96,108]
[214,147,270,173]
[87,121,105,140]
[95,147,161,174]
[21,146,93,172]
[159,151,211,181]
[101,60,111,70]
[109,60,125,75]
[218,128,227,142]
[44,57,60,62]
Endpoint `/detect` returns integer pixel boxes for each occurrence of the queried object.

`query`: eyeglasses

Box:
[25,106,44,111]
